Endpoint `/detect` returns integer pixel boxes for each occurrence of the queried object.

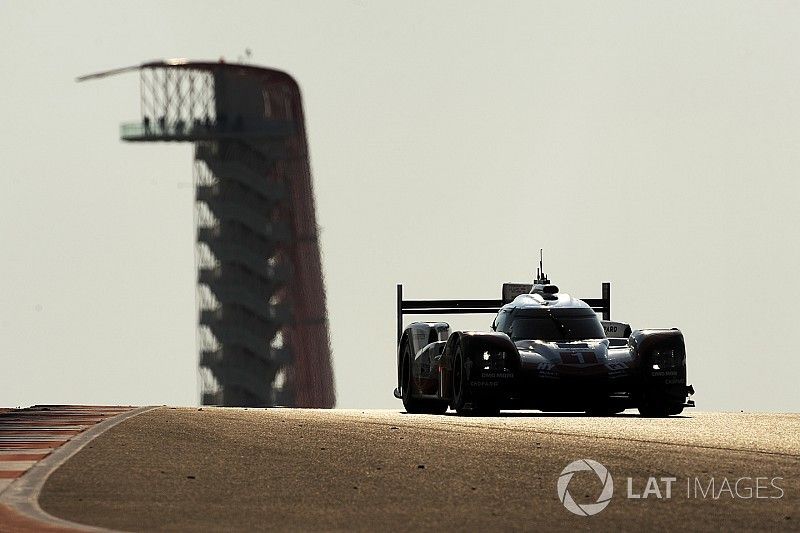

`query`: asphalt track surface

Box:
[38,408,799,532]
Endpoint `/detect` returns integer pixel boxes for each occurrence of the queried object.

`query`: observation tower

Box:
[80,59,335,407]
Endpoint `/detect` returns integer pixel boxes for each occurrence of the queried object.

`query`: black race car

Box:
[393,263,694,417]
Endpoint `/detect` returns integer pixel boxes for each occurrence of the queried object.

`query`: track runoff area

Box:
[0,407,796,532]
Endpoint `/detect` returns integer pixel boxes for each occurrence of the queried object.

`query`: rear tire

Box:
[401,341,448,415]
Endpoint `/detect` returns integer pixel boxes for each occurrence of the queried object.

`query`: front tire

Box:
[637,390,684,417]
[450,344,499,416]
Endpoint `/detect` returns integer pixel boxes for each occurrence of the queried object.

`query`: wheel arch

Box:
[439,331,464,401]
[440,331,518,401]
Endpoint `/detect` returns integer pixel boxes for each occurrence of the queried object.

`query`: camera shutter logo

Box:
[557,459,614,516]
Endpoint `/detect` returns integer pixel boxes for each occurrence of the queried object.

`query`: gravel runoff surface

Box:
[39,408,799,532]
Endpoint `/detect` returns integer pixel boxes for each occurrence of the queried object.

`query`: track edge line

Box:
[0,406,161,532]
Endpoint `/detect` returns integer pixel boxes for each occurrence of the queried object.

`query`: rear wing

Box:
[396,282,610,342]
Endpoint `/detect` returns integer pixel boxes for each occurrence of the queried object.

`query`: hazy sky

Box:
[2,1,799,411]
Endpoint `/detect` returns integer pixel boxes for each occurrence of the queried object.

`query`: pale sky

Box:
[1,1,799,412]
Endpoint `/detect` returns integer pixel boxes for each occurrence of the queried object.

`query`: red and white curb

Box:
[0,405,156,532]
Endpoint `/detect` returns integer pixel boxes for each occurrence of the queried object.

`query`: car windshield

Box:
[510,311,605,341]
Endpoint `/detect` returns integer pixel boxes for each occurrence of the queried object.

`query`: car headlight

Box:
[651,348,682,368]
